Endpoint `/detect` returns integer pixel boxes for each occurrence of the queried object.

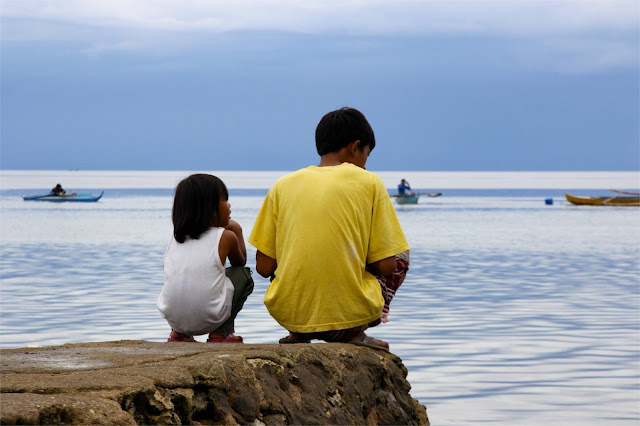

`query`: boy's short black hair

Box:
[315,107,376,156]
[172,174,228,244]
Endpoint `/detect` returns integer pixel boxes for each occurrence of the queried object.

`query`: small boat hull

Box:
[395,193,420,205]
[23,192,104,202]
[565,193,640,206]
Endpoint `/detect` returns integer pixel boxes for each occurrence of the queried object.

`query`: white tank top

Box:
[157,227,234,336]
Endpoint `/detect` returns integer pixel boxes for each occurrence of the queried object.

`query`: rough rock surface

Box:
[1,340,428,425]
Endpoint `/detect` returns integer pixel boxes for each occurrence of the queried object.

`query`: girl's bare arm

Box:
[219,221,246,266]
[225,220,246,259]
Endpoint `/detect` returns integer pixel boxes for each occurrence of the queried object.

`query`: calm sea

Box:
[1,170,639,425]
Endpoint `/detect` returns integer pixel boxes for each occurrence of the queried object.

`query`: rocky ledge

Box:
[1,340,428,425]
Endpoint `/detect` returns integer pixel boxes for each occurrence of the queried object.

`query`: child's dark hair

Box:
[172,174,228,244]
[315,107,376,156]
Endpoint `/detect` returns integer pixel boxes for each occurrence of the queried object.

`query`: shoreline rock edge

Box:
[1,340,429,425]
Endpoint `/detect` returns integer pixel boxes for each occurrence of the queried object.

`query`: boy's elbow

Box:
[256,264,272,278]
[256,251,277,278]
[256,259,275,278]
[372,256,396,277]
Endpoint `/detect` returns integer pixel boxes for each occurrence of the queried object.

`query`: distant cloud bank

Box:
[3,0,637,37]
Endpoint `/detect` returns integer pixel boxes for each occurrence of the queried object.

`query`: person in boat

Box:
[50,184,66,196]
[157,174,254,343]
[249,107,410,351]
[397,179,414,196]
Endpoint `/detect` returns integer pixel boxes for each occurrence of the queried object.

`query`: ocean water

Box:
[1,170,639,425]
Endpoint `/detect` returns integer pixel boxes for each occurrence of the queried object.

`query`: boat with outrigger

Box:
[391,178,441,204]
[23,192,104,202]
[565,189,640,206]
[391,192,442,205]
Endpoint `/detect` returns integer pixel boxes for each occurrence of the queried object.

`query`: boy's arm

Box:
[367,256,397,278]
[256,250,277,279]
[367,250,410,278]
[368,177,410,274]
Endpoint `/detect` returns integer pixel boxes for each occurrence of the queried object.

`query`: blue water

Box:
[1,172,639,425]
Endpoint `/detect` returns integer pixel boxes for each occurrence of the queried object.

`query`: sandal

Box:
[278,336,311,344]
[167,335,196,342]
[348,335,389,352]
[207,334,243,343]
[278,332,311,344]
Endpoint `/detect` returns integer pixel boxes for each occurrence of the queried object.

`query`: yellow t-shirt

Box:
[249,163,409,333]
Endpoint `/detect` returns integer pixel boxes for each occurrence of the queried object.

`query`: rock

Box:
[1,340,428,425]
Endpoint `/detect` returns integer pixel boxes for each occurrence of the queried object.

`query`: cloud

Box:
[2,0,637,73]
[2,0,637,37]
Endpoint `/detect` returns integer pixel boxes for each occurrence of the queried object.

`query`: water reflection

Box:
[1,194,638,425]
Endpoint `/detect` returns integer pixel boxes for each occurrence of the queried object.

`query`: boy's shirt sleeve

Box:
[248,187,278,259]
[367,177,410,264]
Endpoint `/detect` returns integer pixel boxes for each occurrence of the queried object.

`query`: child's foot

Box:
[168,330,196,342]
[207,333,243,343]
[348,333,390,352]
[279,332,311,344]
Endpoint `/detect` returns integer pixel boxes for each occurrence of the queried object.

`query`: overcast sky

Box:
[1,0,638,171]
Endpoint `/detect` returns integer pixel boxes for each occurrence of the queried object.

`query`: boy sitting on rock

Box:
[249,107,410,351]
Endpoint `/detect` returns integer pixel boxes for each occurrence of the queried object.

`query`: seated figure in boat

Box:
[249,107,410,352]
[50,184,66,196]
[397,179,414,196]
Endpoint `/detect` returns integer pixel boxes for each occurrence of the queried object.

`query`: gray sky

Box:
[1,0,638,171]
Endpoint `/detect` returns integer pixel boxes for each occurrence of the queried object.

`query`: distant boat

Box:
[23,192,104,202]
[565,192,639,206]
[391,192,442,205]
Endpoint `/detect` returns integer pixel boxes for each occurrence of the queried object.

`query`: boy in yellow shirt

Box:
[249,107,409,351]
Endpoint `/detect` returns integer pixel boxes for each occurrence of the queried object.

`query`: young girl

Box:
[157,174,254,343]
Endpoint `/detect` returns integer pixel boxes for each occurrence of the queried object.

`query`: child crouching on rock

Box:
[157,174,254,343]
[249,107,410,352]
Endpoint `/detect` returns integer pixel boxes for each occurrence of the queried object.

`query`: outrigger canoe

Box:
[565,193,639,206]
[391,192,442,205]
[23,192,104,202]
